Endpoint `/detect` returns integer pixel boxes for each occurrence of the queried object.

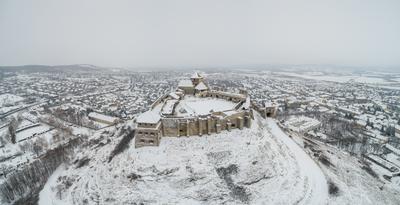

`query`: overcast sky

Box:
[0,0,399,69]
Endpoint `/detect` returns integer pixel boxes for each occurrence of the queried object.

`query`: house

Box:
[88,112,119,125]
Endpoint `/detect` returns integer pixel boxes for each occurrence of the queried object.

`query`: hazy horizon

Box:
[2,63,399,74]
[1,0,400,69]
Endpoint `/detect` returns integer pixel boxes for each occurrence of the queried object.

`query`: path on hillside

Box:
[266,119,328,205]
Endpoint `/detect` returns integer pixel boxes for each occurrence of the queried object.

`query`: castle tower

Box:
[190,72,203,87]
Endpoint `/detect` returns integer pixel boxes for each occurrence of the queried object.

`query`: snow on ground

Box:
[38,114,400,205]
[274,72,393,84]
[15,124,52,142]
[88,112,119,124]
[0,94,24,106]
[40,114,327,204]
[266,119,328,205]
[16,120,36,131]
[38,164,70,205]
[374,85,400,90]
[0,105,23,115]
[176,96,237,117]
[320,147,400,205]
[285,131,400,205]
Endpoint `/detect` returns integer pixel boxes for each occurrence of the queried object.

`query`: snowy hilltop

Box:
[37,114,400,205]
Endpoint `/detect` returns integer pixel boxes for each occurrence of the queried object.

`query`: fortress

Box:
[135,72,277,148]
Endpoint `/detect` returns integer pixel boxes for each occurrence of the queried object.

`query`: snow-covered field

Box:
[38,114,400,204]
[16,124,52,142]
[39,164,70,205]
[274,72,397,84]
[0,94,24,107]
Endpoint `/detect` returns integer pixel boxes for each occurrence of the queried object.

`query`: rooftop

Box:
[178,80,194,88]
[161,99,179,116]
[191,72,202,79]
[168,92,180,100]
[195,82,208,90]
[88,112,119,123]
[136,110,161,124]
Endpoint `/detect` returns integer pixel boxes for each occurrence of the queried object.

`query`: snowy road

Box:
[266,119,328,205]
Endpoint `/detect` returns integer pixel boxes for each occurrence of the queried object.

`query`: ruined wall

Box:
[179,87,195,95]
[199,91,246,103]
[137,122,159,129]
[150,94,168,109]
[162,118,179,136]
[135,124,162,148]
[160,110,251,138]
[251,101,277,118]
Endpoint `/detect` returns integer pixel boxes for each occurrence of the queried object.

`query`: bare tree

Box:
[33,137,48,157]
[8,117,19,144]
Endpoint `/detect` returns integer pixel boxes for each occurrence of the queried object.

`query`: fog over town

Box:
[1,1,400,205]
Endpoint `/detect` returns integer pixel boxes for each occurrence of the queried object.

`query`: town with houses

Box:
[0,65,400,204]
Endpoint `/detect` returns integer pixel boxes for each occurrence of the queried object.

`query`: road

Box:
[266,118,329,205]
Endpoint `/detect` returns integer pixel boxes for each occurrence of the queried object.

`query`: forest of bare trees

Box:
[278,108,386,157]
[50,107,97,129]
[0,137,83,204]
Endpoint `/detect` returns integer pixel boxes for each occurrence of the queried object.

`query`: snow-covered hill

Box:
[38,114,400,204]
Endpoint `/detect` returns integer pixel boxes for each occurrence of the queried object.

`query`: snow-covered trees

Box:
[0,137,82,204]
[385,125,396,137]
[49,106,99,129]
[33,137,48,157]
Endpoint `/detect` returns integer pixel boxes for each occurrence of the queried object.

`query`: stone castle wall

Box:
[135,122,162,148]
[251,101,277,118]
[198,90,246,102]
[161,110,252,137]
[134,84,272,148]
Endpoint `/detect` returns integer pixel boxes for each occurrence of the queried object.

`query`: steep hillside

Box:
[38,115,400,205]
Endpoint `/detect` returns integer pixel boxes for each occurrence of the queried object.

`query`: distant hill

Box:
[0,64,110,73]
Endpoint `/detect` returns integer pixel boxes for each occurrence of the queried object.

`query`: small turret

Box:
[190,72,203,86]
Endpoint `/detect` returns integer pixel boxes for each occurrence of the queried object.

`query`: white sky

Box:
[0,0,399,69]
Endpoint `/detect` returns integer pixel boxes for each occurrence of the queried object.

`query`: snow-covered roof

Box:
[136,111,161,124]
[161,100,179,115]
[195,82,208,90]
[178,80,194,88]
[284,116,321,133]
[240,96,251,110]
[191,72,202,79]
[386,144,400,156]
[88,112,119,123]
[169,92,180,100]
